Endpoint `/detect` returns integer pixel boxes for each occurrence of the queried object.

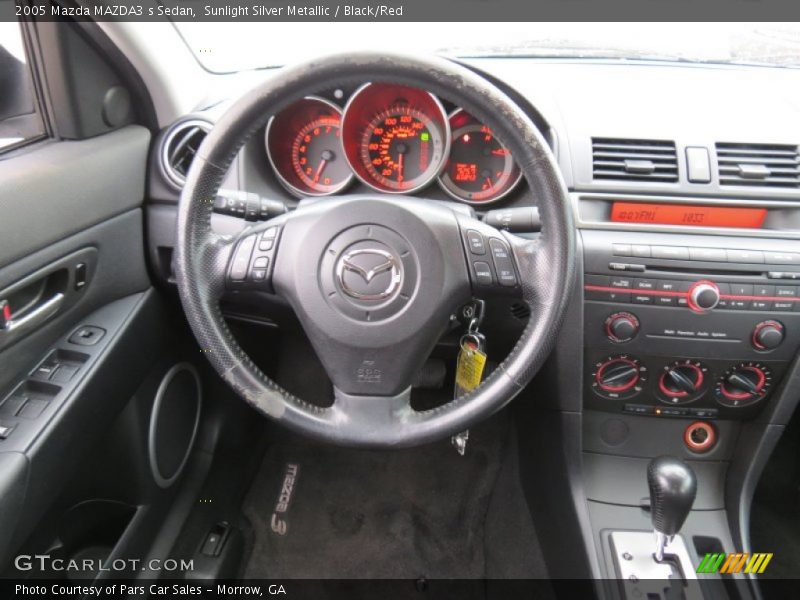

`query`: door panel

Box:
[0,125,150,266]
[0,123,160,566]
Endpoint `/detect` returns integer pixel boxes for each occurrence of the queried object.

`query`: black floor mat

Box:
[242,414,513,581]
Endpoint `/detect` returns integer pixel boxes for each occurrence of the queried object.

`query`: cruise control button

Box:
[230,235,257,281]
[466,230,486,255]
[473,262,493,285]
[488,239,517,287]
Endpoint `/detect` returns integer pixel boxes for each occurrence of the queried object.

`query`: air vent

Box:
[716,142,800,189]
[160,120,211,188]
[592,138,678,183]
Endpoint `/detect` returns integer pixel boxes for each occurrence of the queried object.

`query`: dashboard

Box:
[143,56,800,582]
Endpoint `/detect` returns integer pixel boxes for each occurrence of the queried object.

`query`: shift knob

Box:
[647,456,697,560]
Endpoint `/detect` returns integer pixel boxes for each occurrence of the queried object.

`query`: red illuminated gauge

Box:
[342,84,449,193]
[438,109,522,204]
[265,97,353,197]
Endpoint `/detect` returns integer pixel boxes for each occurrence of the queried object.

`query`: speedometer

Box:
[438,109,521,204]
[342,84,449,193]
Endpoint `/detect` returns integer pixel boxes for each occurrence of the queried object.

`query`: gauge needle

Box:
[312,159,328,184]
[484,177,493,189]
[396,152,404,183]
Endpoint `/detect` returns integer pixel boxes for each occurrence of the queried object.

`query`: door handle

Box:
[0,293,64,336]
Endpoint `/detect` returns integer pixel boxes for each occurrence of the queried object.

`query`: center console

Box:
[577,208,800,598]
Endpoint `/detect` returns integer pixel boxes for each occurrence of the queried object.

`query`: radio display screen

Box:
[610,202,767,229]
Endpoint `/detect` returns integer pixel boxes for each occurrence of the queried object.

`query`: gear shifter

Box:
[647,456,697,562]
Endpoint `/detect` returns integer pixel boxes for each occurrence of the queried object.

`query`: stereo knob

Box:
[752,320,785,350]
[688,280,720,313]
[715,362,772,408]
[605,312,640,343]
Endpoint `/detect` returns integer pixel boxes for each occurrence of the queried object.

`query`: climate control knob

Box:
[591,355,648,400]
[658,360,708,404]
[752,320,785,350]
[715,362,773,408]
[605,312,640,343]
[688,280,720,313]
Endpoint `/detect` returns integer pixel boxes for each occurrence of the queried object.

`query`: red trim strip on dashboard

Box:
[583,285,800,303]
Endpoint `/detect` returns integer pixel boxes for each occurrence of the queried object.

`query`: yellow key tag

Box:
[455,338,487,396]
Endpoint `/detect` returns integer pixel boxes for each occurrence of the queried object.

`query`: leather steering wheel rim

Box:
[175,52,575,448]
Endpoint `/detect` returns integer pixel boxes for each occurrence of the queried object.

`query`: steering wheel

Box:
[175,52,574,448]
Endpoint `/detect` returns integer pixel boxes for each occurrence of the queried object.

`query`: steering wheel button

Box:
[253,256,269,269]
[230,235,256,281]
[473,261,493,285]
[466,230,486,255]
[251,269,267,281]
[497,268,517,287]
[489,238,510,259]
[258,238,274,251]
[262,227,278,239]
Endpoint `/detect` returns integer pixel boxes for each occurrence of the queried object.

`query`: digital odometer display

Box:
[438,109,521,203]
[610,202,767,228]
[342,83,449,193]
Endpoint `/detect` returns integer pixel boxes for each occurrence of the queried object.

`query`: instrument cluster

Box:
[264,83,523,205]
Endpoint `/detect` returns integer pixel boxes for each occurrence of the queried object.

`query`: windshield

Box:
[175,22,800,73]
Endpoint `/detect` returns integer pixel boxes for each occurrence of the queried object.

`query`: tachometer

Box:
[438,109,521,204]
[266,97,352,197]
[342,84,449,193]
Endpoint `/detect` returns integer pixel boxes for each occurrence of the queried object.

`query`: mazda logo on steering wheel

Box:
[336,248,403,301]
